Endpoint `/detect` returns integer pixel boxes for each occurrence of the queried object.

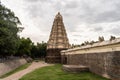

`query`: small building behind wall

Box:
[61,38,120,80]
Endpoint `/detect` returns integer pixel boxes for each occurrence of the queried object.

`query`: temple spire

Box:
[46,12,70,63]
[58,12,60,15]
[47,12,70,49]
[55,12,63,20]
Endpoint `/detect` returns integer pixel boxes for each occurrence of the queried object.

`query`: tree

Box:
[31,43,38,58]
[31,41,47,59]
[110,36,116,41]
[98,36,104,42]
[16,38,32,56]
[71,44,75,48]
[89,40,95,45]
[84,41,89,45]
[0,3,21,56]
[37,42,47,58]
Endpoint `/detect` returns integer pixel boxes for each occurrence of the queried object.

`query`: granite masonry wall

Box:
[61,38,120,80]
[62,51,120,80]
[0,58,27,77]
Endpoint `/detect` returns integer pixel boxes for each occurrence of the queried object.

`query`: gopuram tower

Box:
[46,12,70,63]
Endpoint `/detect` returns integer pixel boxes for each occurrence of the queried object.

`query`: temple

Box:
[46,12,70,63]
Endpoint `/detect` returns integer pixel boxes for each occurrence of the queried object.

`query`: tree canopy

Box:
[0,3,21,56]
[15,37,47,58]
[16,38,32,56]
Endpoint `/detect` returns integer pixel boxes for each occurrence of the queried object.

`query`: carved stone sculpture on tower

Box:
[46,12,70,63]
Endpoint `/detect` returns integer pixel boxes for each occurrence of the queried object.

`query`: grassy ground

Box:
[0,63,31,78]
[20,64,110,80]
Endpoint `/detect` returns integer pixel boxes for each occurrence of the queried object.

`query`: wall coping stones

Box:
[61,38,120,53]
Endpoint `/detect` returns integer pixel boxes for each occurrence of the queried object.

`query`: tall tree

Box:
[37,42,47,58]
[16,38,32,56]
[31,41,47,59]
[0,3,21,56]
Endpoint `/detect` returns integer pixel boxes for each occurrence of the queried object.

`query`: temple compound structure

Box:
[45,12,120,80]
[46,12,70,63]
[61,38,120,80]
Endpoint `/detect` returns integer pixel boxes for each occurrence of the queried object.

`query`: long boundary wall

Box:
[61,38,120,80]
[0,58,27,77]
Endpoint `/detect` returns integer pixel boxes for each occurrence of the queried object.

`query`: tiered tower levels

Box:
[46,12,70,63]
[47,12,70,49]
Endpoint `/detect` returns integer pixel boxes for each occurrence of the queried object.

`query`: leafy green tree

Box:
[16,38,32,56]
[0,3,21,56]
[31,43,38,58]
[31,41,47,59]
[37,42,47,58]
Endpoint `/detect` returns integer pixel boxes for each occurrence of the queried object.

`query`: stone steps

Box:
[62,65,89,73]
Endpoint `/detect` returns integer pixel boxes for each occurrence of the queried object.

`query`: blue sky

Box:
[1,0,120,44]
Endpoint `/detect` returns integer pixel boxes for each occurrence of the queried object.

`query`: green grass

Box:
[0,63,31,78]
[20,64,110,80]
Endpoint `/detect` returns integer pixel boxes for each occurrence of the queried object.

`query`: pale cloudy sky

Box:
[1,0,120,44]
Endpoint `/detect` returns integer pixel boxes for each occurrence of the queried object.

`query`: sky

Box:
[1,0,120,44]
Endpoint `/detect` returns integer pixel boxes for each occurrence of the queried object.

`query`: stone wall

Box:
[62,51,120,80]
[46,48,67,63]
[0,58,27,76]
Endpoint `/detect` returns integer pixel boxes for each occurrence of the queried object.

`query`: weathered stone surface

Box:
[62,65,89,73]
[0,58,27,77]
[46,48,64,63]
[61,51,120,80]
[47,12,70,49]
[46,12,70,63]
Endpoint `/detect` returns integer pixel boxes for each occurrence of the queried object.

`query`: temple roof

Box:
[47,12,70,49]
[55,12,62,19]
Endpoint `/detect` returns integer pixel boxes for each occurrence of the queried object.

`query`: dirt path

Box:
[2,61,52,80]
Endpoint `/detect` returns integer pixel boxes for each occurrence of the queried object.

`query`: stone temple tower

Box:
[46,12,70,63]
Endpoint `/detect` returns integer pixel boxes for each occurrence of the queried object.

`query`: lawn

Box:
[20,64,109,80]
[0,63,31,78]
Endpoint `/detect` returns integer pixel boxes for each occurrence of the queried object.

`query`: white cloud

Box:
[1,0,120,44]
